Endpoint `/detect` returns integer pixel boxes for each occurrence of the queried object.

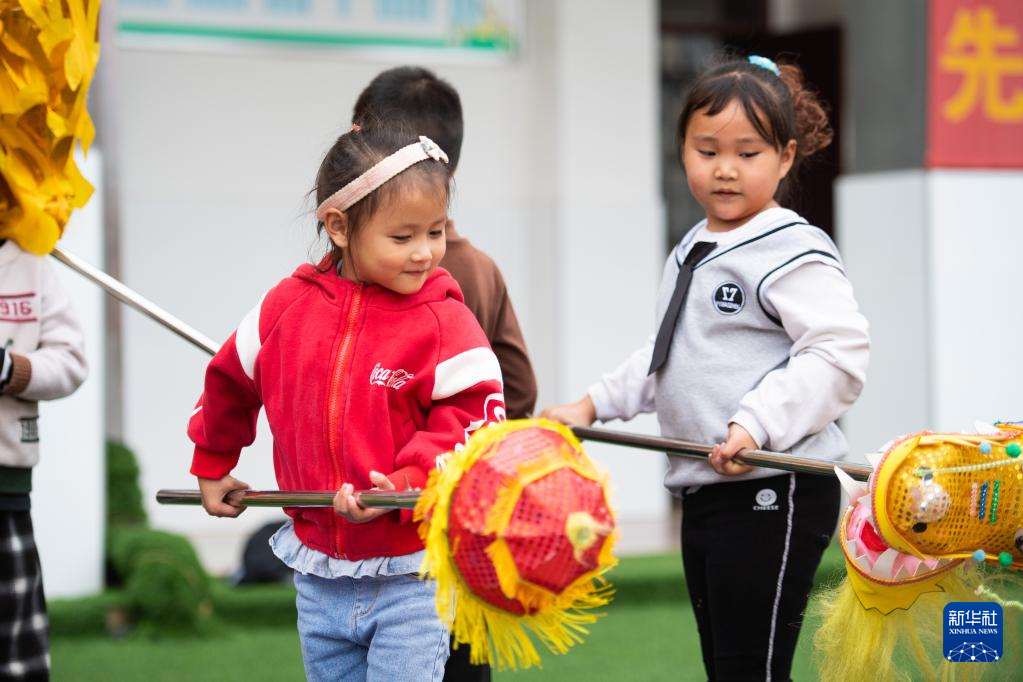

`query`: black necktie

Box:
[648,240,716,375]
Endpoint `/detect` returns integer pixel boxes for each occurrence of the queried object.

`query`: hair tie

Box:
[315,135,448,220]
[748,55,781,77]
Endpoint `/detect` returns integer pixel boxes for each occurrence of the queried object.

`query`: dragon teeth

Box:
[835,465,867,502]
[873,548,898,578]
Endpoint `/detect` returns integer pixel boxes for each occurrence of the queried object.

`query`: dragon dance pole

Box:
[51,248,219,356]
[55,247,873,483]
[155,432,871,510]
[571,426,872,481]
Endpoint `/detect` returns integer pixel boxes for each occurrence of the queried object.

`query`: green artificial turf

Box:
[493,602,698,681]
[52,628,305,682]
[49,546,852,680]
[493,543,845,681]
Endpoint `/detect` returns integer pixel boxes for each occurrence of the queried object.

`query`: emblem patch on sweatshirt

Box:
[19,416,39,443]
[712,281,745,315]
[369,363,414,390]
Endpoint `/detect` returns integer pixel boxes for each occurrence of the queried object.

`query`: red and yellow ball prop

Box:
[416,418,617,670]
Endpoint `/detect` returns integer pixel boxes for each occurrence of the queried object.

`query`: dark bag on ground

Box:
[232,520,291,585]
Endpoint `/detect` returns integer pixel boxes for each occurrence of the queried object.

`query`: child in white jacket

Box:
[0,239,87,680]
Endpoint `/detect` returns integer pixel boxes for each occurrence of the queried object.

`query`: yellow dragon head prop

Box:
[837,421,1023,614]
[815,421,1023,680]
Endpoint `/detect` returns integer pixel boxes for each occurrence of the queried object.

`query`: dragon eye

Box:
[910,480,950,522]
[1014,529,1023,552]
[912,522,928,533]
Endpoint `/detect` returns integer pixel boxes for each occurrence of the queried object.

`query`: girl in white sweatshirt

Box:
[543,55,869,681]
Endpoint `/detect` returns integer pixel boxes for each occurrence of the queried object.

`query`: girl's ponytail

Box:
[777,63,833,165]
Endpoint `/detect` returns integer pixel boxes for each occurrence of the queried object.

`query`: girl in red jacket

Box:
[188,126,505,681]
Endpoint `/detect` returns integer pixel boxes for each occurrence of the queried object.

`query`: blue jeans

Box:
[294,571,449,681]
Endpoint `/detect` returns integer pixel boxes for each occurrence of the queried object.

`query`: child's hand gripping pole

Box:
[334,471,401,523]
[197,475,250,518]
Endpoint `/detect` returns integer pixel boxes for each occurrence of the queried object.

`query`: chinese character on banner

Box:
[928,0,1023,167]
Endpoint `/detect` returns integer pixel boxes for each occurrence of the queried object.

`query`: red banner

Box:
[928,0,1023,167]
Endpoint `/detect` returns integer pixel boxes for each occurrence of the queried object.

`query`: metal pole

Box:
[58,247,874,483]
[571,426,872,482]
[156,488,420,510]
[52,248,220,356]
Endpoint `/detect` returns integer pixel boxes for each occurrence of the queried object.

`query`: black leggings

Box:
[443,638,490,682]
[681,473,839,681]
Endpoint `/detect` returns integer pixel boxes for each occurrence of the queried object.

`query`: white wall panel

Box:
[837,171,930,458]
[928,171,1023,430]
[839,169,1023,460]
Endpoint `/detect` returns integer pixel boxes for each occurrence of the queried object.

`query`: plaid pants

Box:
[0,512,49,681]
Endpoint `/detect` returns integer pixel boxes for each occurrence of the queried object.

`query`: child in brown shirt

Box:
[439,225,534,420]
[352,65,537,682]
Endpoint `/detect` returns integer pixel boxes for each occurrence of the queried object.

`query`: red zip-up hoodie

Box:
[188,265,505,560]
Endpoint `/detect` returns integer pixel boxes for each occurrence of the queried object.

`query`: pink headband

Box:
[315,135,449,221]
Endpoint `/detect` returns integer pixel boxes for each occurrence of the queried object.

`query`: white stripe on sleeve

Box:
[432,347,503,400]
[235,293,267,381]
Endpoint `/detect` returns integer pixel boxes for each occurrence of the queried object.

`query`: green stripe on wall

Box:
[117,22,512,50]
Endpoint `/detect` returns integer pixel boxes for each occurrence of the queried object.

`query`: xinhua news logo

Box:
[944,602,1003,663]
